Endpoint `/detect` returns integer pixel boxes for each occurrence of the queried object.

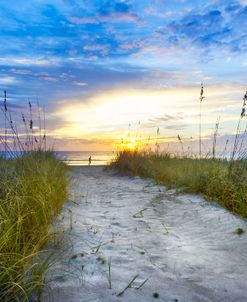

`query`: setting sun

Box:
[118,137,140,151]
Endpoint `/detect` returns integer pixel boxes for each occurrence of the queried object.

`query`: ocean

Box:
[56,151,116,166]
[0,151,116,166]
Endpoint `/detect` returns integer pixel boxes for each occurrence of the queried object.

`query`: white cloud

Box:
[0,75,17,85]
[0,57,57,66]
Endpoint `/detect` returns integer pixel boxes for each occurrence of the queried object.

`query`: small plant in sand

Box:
[107,257,112,289]
[153,292,160,298]
[236,228,245,235]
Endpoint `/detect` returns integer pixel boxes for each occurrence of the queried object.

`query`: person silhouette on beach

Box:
[88,156,92,165]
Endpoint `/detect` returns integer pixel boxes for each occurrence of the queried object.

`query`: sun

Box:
[119,137,140,151]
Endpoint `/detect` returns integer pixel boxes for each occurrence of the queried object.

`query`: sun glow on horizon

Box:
[48,84,246,150]
[116,137,141,151]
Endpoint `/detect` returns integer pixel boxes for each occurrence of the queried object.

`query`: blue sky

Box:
[0,0,247,151]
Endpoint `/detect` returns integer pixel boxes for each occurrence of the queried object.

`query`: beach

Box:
[42,166,247,302]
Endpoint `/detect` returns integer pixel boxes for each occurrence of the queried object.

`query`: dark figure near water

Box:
[88,156,92,165]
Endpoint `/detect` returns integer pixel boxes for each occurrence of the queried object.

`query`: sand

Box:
[42,166,247,302]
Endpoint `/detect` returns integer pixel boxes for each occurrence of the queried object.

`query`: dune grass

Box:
[110,88,247,218]
[0,151,68,301]
[110,150,247,218]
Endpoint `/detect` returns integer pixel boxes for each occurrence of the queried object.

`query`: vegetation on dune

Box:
[110,150,247,218]
[110,88,247,219]
[0,151,68,301]
[0,92,68,301]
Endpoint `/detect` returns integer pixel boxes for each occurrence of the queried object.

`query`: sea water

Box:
[56,151,115,166]
[0,150,116,166]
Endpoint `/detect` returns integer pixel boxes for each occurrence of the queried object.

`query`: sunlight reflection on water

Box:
[57,151,115,166]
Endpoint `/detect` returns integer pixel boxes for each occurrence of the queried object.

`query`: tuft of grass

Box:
[110,150,247,218]
[0,151,68,301]
[107,257,112,289]
[97,256,106,264]
[153,292,159,298]
[236,228,245,235]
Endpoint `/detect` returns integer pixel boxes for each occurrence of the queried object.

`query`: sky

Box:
[0,0,247,151]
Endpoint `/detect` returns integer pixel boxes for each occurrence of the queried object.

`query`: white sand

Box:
[42,166,247,302]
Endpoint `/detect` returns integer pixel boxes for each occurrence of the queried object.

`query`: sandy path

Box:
[43,166,247,302]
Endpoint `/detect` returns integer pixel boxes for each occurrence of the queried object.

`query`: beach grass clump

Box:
[110,150,247,218]
[153,292,160,298]
[236,227,245,235]
[0,150,68,301]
